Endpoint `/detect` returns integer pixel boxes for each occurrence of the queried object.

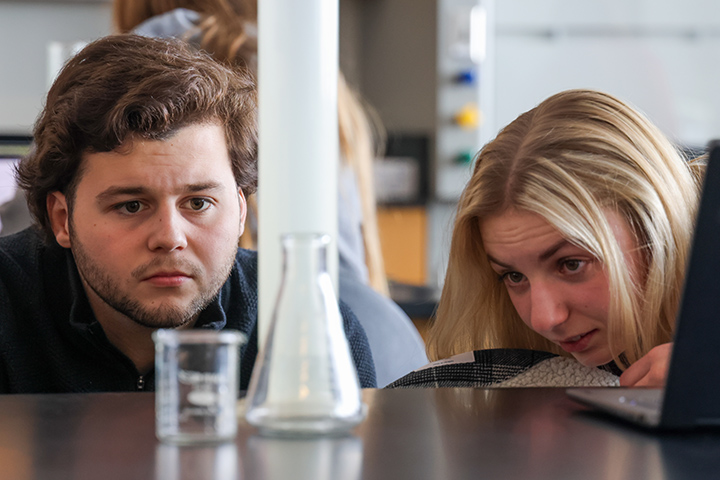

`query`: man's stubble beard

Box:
[68,219,239,329]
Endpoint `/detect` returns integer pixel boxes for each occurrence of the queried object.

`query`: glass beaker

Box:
[245,233,365,436]
[153,329,246,444]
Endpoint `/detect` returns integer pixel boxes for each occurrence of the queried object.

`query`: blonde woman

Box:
[426,89,702,388]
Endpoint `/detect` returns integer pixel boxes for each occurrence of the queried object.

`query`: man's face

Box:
[48,123,246,329]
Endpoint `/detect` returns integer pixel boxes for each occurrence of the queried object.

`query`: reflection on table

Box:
[0,388,719,479]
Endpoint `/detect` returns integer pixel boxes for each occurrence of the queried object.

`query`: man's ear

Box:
[47,192,71,248]
[238,188,247,237]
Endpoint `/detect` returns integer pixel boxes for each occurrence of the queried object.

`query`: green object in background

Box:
[455,151,474,165]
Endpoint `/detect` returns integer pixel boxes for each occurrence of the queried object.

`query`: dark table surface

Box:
[1,387,719,480]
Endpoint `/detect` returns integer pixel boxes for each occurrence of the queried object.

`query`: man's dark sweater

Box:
[0,228,376,393]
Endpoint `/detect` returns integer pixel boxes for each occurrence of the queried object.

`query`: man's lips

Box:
[143,271,192,287]
[133,258,202,285]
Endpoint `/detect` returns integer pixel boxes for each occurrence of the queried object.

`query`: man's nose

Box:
[528,281,569,334]
[147,205,188,252]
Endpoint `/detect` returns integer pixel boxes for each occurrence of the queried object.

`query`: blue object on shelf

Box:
[456,69,477,85]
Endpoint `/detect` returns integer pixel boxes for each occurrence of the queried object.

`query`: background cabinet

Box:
[377,206,428,285]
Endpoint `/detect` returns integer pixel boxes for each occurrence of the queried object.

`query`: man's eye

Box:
[188,198,210,211]
[119,201,142,214]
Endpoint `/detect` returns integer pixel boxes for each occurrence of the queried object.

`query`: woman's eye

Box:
[503,271,525,284]
[562,259,584,272]
[188,198,211,211]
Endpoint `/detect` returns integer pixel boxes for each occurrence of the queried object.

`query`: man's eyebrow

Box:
[96,186,147,202]
[96,182,226,201]
[185,182,225,193]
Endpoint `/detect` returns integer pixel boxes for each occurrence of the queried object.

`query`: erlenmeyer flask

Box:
[245,233,365,436]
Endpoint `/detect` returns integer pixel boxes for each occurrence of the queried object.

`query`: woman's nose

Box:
[528,281,570,334]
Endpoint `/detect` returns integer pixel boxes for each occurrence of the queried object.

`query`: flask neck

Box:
[281,233,330,278]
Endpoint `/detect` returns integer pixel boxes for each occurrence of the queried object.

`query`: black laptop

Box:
[567,140,720,429]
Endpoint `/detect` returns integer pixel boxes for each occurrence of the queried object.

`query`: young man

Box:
[1,34,376,393]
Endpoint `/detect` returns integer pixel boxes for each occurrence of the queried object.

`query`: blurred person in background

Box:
[113,0,429,386]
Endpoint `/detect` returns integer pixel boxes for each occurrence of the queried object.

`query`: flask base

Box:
[248,411,366,438]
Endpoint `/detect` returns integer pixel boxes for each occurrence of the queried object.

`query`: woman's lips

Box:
[559,329,597,353]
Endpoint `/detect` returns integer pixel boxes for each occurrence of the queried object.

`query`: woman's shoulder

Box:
[386,348,619,388]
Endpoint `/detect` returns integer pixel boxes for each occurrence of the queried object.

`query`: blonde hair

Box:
[338,74,388,295]
[113,0,388,294]
[427,89,702,367]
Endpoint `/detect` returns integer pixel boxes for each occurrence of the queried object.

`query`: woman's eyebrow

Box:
[486,239,570,268]
[539,239,571,261]
[486,254,511,269]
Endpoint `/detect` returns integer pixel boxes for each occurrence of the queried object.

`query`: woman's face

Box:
[480,208,642,367]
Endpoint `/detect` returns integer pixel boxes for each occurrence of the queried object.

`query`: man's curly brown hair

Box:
[17,33,258,244]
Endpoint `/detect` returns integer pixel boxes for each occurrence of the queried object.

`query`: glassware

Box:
[153,329,247,444]
[245,233,366,436]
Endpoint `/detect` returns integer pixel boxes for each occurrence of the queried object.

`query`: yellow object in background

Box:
[454,103,482,129]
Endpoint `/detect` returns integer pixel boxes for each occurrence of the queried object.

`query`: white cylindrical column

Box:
[257,0,339,344]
